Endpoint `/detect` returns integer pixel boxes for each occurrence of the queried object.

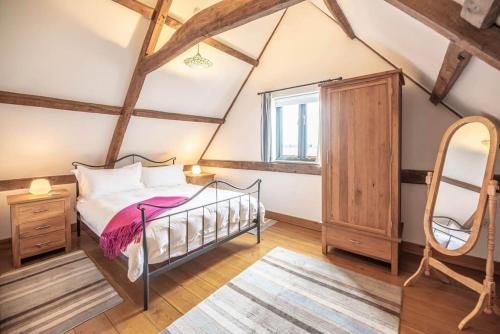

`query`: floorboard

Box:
[1,222,498,333]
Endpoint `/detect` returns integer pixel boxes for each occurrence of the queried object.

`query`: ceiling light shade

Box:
[184,44,213,69]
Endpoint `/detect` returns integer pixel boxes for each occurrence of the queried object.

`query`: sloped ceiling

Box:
[0,0,499,180]
[310,0,500,120]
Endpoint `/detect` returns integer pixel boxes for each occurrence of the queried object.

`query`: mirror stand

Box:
[404,172,500,330]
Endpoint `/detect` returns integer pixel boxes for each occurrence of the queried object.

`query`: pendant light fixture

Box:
[184,43,213,69]
[184,6,213,69]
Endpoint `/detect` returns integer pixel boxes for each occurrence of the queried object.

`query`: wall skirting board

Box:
[266,211,500,275]
[265,210,321,231]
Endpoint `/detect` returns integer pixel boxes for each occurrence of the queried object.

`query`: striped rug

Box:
[163,247,402,334]
[0,250,122,334]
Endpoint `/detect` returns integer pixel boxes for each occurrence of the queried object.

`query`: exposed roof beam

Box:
[461,0,500,29]
[383,0,500,70]
[323,0,355,39]
[0,90,224,124]
[106,0,173,166]
[112,0,258,66]
[133,109,223,124]
[430,42,472,105]
[140,0,304,74]
[0,90,120,115]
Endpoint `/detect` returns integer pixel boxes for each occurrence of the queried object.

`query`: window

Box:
[273,92,320,162]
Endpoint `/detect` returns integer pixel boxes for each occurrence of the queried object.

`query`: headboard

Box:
[71,154,176,197]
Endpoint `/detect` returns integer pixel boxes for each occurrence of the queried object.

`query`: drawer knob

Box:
[34,224,51,230]
[35,241,52,248]
[33,208,49,214]
[349,239,361,244]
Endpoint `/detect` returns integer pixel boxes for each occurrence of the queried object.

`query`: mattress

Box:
[77,183,264,281]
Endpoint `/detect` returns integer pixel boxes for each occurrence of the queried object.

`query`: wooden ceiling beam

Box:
[140,0,304,74]
[430,42,472,105]
[112,0,258,66]
[461,0,500,29]
[105,0,173,166]
[133,109,224,124]
[383,0,500,71]
[0,90,224,124]
[0,91,121,115]
[323,0,355,39]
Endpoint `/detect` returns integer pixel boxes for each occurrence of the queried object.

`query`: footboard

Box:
[137,179,262,310]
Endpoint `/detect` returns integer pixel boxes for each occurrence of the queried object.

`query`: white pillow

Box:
[142,164,186,188]
[71,162,144,199]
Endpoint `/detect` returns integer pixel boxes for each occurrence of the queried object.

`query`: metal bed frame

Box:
[431,215,470,248]
[72,154,262,310]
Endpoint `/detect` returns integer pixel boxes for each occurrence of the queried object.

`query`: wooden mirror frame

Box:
[405,115,500,330]
[423,115,498,256]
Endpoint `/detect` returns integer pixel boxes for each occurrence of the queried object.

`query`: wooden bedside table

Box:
[7,189,71,268]
[185,172,216,186]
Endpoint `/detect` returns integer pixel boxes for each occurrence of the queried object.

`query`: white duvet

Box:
[77,184,264,281]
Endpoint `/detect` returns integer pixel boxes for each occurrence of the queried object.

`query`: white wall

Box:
[0,0,281,239]
[205,2,500,259]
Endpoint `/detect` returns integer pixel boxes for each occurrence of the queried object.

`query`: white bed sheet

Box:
[77,184,264,281]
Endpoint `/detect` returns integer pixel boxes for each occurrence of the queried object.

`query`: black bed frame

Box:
[72,154,262,310]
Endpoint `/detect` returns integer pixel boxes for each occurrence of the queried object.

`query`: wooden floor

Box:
[1,222,499,333]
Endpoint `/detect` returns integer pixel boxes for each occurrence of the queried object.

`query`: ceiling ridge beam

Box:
[112,0,258,66]
[140,0,304,74]
[323,0,355,39]
[430,42,472,105]
[0,90,224,124]
[105,0,173,166]
[198,9,288,162]
[383,0,500,71]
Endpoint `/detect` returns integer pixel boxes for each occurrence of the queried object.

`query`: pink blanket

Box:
[100,196,188,258]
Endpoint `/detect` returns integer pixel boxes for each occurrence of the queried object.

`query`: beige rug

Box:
[163,247,402,334]
[0,250,122,334]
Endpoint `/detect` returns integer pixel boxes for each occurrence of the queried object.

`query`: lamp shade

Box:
[191,165,202,175]
[29,178,51,195]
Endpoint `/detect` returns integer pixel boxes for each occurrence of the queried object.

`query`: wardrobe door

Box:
[324,78,395,237]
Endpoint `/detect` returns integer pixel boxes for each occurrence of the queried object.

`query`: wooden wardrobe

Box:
[320,69,403,275]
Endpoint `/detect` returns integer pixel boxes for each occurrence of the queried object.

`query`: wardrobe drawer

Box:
[19,216,65,239]
[17,200,65,222]
[20,230,66,257]
[326,226,391,261]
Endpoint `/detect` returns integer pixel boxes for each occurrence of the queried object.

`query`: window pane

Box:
[281,105,299,157]
[306,102,319,159]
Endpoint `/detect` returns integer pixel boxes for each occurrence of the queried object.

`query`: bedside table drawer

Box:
[20,230,66,257]
[19,216,65,239]
[17,200,65,222]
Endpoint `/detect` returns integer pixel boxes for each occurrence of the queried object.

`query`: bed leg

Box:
[143,271,149,311]
[141,208,149,311]
[76,212,81,237]
[257,219,261,244]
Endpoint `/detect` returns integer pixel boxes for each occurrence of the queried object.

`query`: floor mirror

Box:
[404,116,500,330]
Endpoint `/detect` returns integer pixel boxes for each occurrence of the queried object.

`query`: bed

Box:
[72,154,263,310]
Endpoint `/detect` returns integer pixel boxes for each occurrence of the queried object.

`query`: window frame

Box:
[275,102,318,163]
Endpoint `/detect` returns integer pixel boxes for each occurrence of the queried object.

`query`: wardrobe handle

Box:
[349,239,361,244]
[33,208,49,214]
